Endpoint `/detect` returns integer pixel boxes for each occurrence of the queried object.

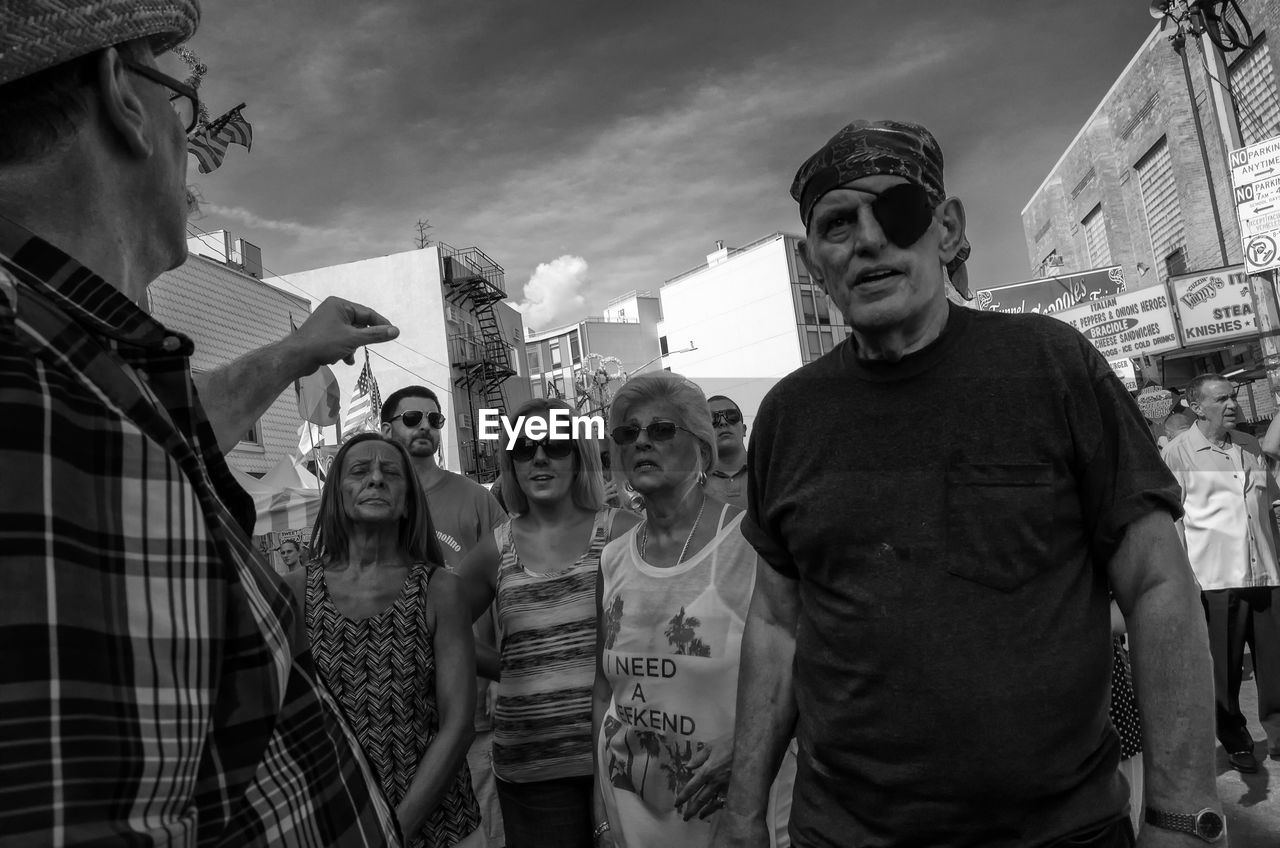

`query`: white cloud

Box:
[205,203,351,241]
[517,255,590,330]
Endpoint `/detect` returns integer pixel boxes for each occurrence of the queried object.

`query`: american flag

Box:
[188,105,253,174]
[343,352,382,436]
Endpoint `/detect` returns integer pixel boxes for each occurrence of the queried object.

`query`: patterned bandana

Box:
[791,119,973,299]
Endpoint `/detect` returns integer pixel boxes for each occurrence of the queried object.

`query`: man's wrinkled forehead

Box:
[791,119,946,227]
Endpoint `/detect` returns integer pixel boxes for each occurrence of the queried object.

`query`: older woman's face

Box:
[339,441,410,524]
[615,400,704,496]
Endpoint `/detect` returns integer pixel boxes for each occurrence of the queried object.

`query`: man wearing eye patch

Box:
[705,395,748,509]
[381,384,509,847]
[716,121,1222,848]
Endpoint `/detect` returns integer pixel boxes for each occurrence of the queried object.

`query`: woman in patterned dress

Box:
[457,398,640,848]
[285,433,483,848]
[592,372,794,848]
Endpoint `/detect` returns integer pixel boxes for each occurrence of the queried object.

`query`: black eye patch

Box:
[871,183,936,249]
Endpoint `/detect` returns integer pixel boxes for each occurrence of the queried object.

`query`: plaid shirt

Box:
[0,216,401,848]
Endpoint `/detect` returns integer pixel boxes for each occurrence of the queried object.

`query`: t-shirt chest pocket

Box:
[945,462,1055,592]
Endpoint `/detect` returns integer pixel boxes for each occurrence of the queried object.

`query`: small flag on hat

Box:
[188,104,253,174]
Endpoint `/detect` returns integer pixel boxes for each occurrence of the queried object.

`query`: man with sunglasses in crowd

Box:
[1163,374,1280,775]
[705,395,749,509]
[381,385,509,848]
[715,120,1223,848]
[0,2,404,845]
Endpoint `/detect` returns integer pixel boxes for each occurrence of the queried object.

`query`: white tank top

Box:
[596,506,793,847]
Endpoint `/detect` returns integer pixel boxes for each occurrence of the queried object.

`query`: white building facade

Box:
[273,244,529,482]
[656,234,849,428]
[524,291,663,415]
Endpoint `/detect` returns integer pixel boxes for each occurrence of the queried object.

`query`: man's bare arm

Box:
[193,297,399,453]
[1107,510,1222,841]
[711,562,799,848]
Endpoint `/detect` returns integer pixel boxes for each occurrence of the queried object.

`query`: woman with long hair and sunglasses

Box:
[592,372,794,848]
[283,433,483,848]
[456,398,640,848]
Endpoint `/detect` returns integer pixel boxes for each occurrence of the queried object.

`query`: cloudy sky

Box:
[185,0,1160,332]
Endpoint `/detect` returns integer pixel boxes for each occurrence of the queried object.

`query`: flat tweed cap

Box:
[0,0,201,87]
[791,118,973,299]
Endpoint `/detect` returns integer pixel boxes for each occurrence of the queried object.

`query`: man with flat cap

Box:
[0,2,403,845]
[713,120,1223,847]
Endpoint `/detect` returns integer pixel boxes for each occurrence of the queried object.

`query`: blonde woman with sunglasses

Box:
[457,398,639,848]
[592,372,794,848]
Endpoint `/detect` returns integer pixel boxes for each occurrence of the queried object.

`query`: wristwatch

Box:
[1144,807,1225,842]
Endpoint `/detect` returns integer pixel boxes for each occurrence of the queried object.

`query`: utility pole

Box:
[1198,27,1280,401]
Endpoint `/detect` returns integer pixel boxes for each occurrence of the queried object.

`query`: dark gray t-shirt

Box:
[743,303,1180,847]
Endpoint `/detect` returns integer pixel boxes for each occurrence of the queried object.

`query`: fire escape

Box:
[440,244,515,482]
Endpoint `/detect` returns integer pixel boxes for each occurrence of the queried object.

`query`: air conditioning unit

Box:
[1046,255,1065,267]
[446,305,465,324]
[458,413,472,430]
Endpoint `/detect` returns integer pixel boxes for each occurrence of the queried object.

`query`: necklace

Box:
[641,494,707,565]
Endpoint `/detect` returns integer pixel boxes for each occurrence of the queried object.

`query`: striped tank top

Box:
[493,507,619,782]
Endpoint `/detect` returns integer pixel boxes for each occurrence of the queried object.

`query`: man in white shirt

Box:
[1164,373,1280,772]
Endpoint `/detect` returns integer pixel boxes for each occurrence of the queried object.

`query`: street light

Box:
[631,341,697,376]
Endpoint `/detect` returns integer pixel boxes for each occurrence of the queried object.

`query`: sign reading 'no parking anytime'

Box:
[1231,137,1280,273]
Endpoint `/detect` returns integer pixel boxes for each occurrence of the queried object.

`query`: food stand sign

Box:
[1169,266,1256,345]
[1136,386,1174,422]
[1052,287,1180,362]
[973,266,1126,315]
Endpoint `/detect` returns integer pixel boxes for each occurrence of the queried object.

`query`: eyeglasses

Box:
[389,410,446,430]
[711,410,742,427]
[611,421,696,445]
[510,436,575,462]
[124,62,201,134]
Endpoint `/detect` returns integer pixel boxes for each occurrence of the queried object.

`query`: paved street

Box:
[1214,651,1278,846]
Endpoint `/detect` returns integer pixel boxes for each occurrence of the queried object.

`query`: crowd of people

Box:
[3,2,1278,847]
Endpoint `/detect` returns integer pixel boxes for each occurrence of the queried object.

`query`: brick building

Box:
[1020,0,1280,421]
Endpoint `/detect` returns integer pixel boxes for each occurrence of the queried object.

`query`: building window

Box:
[807,330,822,359]
[815,292,831,325]
[570,331,582,363]
[550,339,562,368]
[1082,204,1112,269]
[1135,137,1185,272]
[819,328,833,352]
[240,421,262,446]
[1165,245,1189,277]
[1229,34,1280,146]
[527,345,542,375]
[531,379,544,399]
[800,290,817,324]
[659,335,669,355]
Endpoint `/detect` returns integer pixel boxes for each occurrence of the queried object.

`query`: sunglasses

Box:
[611,421,696,445]
[389,410,446,429]
[510,436,575,462]
[711,410,743,427]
